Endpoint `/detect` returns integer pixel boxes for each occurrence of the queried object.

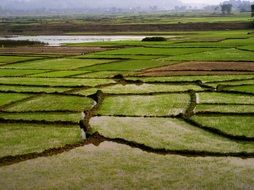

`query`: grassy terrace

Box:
[85,47,216,56]
[127,75,254,83]
[98,94,190,116]
[0,123,80,157]
[0,93,30,107]
[223,85,254,94]
[2,58,115,70]
[196,92,254,104]
[0,85,70,93]
[4,94,94,112]
[78,59,175,71]
[92,83,203,94]
[90,116,254,152]
[0,29,253,189]
[191,115,254,138]
[0,112,81,123]
[1,143,254,190]
[0,55,43,65]
[0,77,115,87]
[194,104,254,113]
[161,48,254,61]
[0,69,49,77]
[73,71,135,78]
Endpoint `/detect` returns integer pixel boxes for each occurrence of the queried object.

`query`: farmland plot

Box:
[98,94,190,116]
[0,29,254,190]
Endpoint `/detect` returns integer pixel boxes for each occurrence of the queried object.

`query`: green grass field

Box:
[4,94,94,112]
[2,58,114,70]
[194,104,254,113]
[197,92,254,104]
[0,29,253,189]
[98,94,190,116]
[223,85,254,94]
[0,123,80,157]
[191,115,254,137]
[91,116,254,152]
[0,55,43,65]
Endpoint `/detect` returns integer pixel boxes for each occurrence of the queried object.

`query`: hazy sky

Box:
[182,0,224,4]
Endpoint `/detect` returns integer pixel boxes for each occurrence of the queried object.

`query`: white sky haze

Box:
[182,0,224,5]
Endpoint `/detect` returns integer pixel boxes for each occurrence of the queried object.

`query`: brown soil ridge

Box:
[0,22,252,35]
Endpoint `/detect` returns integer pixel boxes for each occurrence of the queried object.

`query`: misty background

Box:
[0,0,253,16]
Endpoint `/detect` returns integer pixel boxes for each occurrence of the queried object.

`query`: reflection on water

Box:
[0,35,148,46]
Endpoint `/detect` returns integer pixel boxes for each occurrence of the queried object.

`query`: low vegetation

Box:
[142,37,167,41]
[0,28,253,189]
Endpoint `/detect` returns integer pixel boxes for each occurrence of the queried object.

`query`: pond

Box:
[0,35,149,46]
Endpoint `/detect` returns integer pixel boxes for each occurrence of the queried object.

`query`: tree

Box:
[221,4,232,15]
[251,4,254,17]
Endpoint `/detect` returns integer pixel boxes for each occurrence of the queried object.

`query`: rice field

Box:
[0,29,253,189]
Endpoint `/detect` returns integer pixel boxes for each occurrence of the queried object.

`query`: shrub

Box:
[142,37,167,42]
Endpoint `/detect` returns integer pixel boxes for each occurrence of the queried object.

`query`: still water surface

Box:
[0,35,148,46]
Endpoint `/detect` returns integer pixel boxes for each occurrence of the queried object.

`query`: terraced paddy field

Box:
[0,30,254,190]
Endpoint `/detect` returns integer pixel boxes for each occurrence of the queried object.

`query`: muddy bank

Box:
[0,22,253,35]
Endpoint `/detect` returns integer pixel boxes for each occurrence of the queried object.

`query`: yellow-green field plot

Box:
[2,58,115,70]
[0,29,254,190]
[4,94,95,112]
[90,116,254,152]
[98,94,190,116]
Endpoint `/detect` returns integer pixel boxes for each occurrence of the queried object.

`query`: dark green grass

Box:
[30,70,90,78]
[80,54,161,60]
[191,115,254,138]
[0,77,115,87]
[127,75,254,83]
[66,40,175,48]
[0,112,81,123]
[98,94,190,116]
[97,83,203,94]
[209,80,254,88]
[223,85,254,94]
[85,47,216,56]
[238,45,254,51]
[0,85,70,93]
[91,116,254,152]
[197,92,254,104]
[73,71,135,78]
[0,56,42,64]
[0,122,80,157]
[161,48,254,61]
[2,58,114,70]
[195,104,254,113]
[5,94,94,112]
[0,93,30,107]
[0,69,49,77]
[172,37,254,48]
[80,60,177,71]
